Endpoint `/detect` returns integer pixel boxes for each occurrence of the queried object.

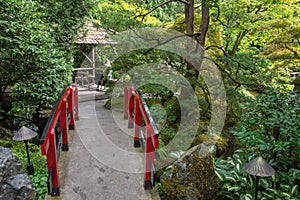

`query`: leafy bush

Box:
[0,0,92,131]
[232,89,300,171]
[215,88,300,199]
[215,151,300,199]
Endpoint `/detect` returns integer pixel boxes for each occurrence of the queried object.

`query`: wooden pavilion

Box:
[74,22,116,87]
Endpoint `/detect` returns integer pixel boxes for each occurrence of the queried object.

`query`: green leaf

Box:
[261,191,274,199]
[228,186,241,192]
[225,176,236,182]
[260,178,270,188]
[280,193,291,198]
[280,184,291,191]
[291,185,298,195]
[214,170,224,181]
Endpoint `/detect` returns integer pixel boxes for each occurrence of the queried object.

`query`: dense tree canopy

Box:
[0,0,299,199]
[91,0,300,198]
[0,0,92,131]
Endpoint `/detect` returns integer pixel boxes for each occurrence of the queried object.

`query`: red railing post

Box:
[134,95,142,147]
[60,99,68,151]
[124,87,129,120]
[47,128,60,195]
[128,87,134,128]
[68,88,75,130]
[144,124,155,189]
[40,85,80,196]
[125,86,159,190]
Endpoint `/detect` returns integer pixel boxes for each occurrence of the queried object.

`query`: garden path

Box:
[45,87,160,200]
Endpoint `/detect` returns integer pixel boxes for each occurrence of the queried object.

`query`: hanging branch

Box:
[135,0,189,21]
[205,45,256,74]
[130,28,201,54]
[214,61,254,88]
[215,5,227,27]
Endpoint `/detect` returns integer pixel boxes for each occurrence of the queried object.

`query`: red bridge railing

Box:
[40,84,79,196]
[124,86,159,189]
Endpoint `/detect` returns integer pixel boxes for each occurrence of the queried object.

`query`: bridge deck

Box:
[45,88,160,200]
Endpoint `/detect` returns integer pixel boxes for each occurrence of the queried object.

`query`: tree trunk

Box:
[197,0,210,48]
[185,0,194,36]
[231,30,247,57]
[184,0,197,89]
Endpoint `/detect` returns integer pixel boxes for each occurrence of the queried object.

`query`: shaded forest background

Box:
[0,0,299,199]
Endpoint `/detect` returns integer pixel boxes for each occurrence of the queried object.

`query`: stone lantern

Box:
[13,126,37,175]
[243,156,275,200]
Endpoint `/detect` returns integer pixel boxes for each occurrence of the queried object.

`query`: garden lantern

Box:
[243,156,275,200]
[13,126,38,175]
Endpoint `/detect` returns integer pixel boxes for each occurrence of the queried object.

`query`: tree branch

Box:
[205,45,256,74]
[231,30,247,57]
[215,5,227,27]
[130,28,201,54]
[135,0,189,21]
[214,61,254,87]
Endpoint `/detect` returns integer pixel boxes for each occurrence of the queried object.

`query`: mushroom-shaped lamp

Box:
[243,156,275,200]
[13,126,38,175]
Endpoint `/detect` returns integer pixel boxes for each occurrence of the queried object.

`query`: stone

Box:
[6,174,34,190]
[0,146,37,200]
[161,144,219,200]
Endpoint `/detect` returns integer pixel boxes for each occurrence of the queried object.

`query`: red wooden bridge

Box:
[40,85,160,199]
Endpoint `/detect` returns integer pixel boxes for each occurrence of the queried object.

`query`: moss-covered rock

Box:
[0,146,36,199]
[160,144,219,200]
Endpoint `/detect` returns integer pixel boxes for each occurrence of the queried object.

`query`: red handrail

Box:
[124,86,159,189]
[40,84,79,196]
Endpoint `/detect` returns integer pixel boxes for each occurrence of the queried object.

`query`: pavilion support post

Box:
[92,44,95,78]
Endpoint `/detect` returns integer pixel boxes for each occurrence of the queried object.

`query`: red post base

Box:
[144,180,152,190]
[134,140,141,148]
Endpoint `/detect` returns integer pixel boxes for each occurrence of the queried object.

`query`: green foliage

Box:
[232,89,300,170]
[0,0,92,131]
[159,126,177,146]
[215,152,256,199]
[90,0,160,32]
[130,0,184,22]
[216,88,300,199]
[212,0,299,82]
[215,151,300,199]
[19,144,48,199]
[149,103,167,129]
[140,84,174,104]
[157,182,164,196]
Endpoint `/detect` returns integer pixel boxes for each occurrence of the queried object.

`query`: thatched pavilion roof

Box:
[75,22,116,45]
